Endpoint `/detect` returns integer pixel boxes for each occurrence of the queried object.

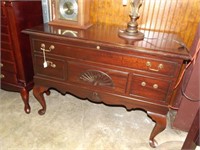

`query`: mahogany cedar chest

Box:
[23,23,190,148]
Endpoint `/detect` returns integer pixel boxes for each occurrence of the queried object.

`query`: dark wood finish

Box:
[182,108,200,150]
[0,1,43,113]
[33,85,49,115]
[173,22,200,131]
[147,112,167,148]
[23,23,190,148]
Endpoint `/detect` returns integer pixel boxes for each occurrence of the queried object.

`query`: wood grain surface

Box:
[90,0,200,48]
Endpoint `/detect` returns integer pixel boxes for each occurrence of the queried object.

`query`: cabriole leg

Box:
[33,85,49,115]
[147,111,167,148]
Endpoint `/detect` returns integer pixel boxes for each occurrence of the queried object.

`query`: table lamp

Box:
[119,0,144,40]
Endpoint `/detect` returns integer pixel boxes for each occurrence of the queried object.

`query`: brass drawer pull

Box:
[41,43,56,68]
[47,61,56,68]
[146,61,164,72]
[43,61,56,68]
[153,84,158,89]
[40,43,55,52]
[141,82,158,89]
[141,82,146,87]
[0,63,3,67]
[96,46,100,50]
[0,74,5,79]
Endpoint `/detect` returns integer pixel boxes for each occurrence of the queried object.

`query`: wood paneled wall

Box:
[90,0,200,48]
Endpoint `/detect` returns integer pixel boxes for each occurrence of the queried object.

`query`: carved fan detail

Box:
[79,70,114,87]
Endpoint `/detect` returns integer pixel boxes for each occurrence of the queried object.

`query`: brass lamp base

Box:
[119,0,144,41]
[118,29,144,40]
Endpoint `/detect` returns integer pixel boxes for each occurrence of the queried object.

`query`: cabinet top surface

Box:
[24,23,191,60]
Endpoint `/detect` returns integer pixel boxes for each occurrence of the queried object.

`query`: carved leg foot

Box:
[45,90,51,96]
[147,111,167,148]
[33,85,49,115]
[20,88,31,114]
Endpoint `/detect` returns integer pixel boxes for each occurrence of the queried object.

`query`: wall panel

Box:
[90,0,200,48]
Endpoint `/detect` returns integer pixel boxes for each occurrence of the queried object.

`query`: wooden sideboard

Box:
[23,23,190,148]
[1,1,43,113]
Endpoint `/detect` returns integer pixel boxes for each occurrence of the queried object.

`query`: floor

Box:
[0,89,198,150]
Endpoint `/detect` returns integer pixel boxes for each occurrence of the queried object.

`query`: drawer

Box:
[1,61,16,73]
[1,50,14,61]
[32,39,178,77]
[34,55,66,80]
[1,41,12,50]
[68,62,129,94]
[1,25,9,34]
[1,5,6,18]
[1,70,18,84]
[129,74,172,102]
[1,17,8,26]
[1,33,11,43]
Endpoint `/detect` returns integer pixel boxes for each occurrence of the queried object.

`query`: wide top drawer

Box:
[32,39,180,77]
[24,23,191,60]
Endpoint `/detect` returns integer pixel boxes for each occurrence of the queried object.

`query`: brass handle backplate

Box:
[43,61,56,68]
[146,61,164,72]
[47,61,56,68]
[40,43,55,52]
